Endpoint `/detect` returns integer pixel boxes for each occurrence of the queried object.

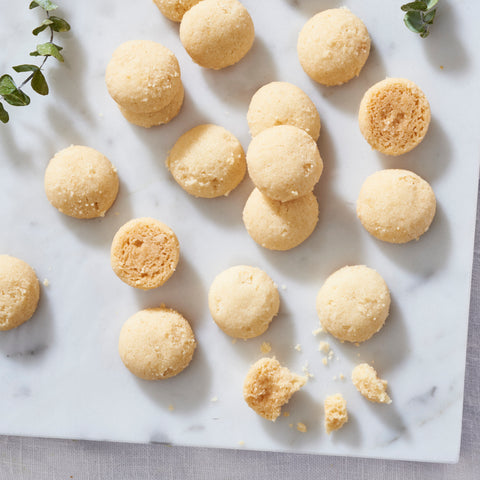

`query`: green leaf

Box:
[424,9,437,24]
[32,19,53,36]
[31,70,49,95]
[29,51,41,57]
[29,0,58,11]
[401,1,428,12]
[0,74,18,95]
[425,0,439,10]
[12,64,39,73]
[404,11,427,34]
[49,16,71,33]
[0,102,9,123]
[2,89,30,107]
[32,42,64,62]
[420,30,430,38]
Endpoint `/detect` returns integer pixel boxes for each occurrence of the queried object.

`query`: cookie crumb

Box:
[261,342,272,354]
[294,344,302,352]
[312,327,323,336]
[210,396,218,402]
[283,411,290,417]
[168,404,175,412]
[440,65,444,70]
[322,357,328,366]
[43,278,50,287]
[333,375,337,380]
[324,393,348,434]
[238,440,245,446]
[296,422,307,433]
[318,341,330,353]
[281,284,287,290]
[302,361,314,379]
[339,373,345,380]
[289,423,293,428]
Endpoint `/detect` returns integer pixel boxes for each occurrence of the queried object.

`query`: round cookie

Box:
[243,188,319,251]
[316,265,390,343]
[119,84,185,128]
[105,40,182,113]
[119,307,196,380]
[297,8,371,86]
[208,265,280,339]
[45,145,119,219]
[246,125,323,202]
[357,169,436,244]
[358,78,431,156]
[247,82,321,140]
[167,124,246,198]
[0,255,40,331]
[179,0,255,70]
[153,0,202,22]
[111,218,179,290]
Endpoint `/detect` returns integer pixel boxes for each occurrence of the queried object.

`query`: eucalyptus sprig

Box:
[401,0,439,38]
[0,0,70,124]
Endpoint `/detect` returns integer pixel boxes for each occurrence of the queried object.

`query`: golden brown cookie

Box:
[246,125,323,202]
[357,169,436,243]
[247,81,321,140]
[316,265,390,343]
[111,218,179,290]
[179,0,255,70]
[242,188,319,251]
[0,255,40,331]
[208,265,280,339]
[243,357,307,421]
[167,124,246,198]
[44,145,119,219]
[119,307,196,380]
[153,0,202,22]
[297,8,370,86]
[105,40,182,113]
[358,78,431,155]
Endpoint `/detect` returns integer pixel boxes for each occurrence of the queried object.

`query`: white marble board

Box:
[0,0,479,463]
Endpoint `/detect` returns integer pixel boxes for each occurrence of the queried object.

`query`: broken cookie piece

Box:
[243,357,307,421]
[352,363,391,404]
[324,393,348,434]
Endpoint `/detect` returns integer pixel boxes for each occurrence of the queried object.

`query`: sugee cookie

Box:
[44,145,119,219]
[179,0,254,70]
[352,363,391,404]
[153,0,202,22]
[357,169,436,244]
[243,357,307,421]
[246,125,323,202]
[359,78,431,156]
[0,255,40,331]
[119,307,196,380]
[105,40,182,114]
[208,265,279,339]
[111,218,179,290]
[297,8,371,86]
[167,124,246,198]
[243,188,319,251]
[316,265,390,343]
[247,82,321,140]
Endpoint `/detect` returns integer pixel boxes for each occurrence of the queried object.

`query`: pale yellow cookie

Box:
[324,393,348,434]
[357,169,436,244]
[352,363,391,404]
[247,82,321,140]
[119,84,184,128]
[316,265,390,343]
[179,0,255,70]
[297,8,371,86]
[243,188,318,251]
[243,357,307,421]
[0,255,40,331]
[246,125,323,202]
[119,307,196,380]
[45,145,119,219]
[208,265,280,339]
[111,218,179,290]
[167,124,246,198]
[359,78,431,156]
[153,0,202,22]
[105,40,182,113]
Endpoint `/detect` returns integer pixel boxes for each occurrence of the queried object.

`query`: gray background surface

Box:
[0,186,478,479]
